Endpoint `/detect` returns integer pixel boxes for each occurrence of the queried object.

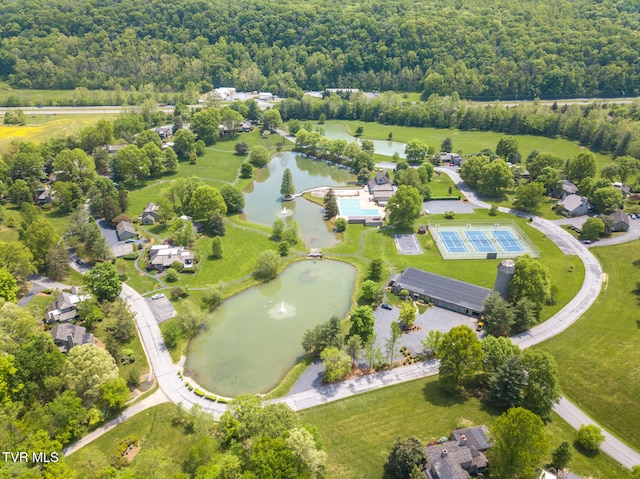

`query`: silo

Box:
[493,259,516,299]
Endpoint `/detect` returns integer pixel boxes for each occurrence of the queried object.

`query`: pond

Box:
[321,123,408,159]
[243,151,355,247]
[184,260,356,397]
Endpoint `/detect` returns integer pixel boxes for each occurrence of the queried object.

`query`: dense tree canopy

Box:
[2,0,640,100]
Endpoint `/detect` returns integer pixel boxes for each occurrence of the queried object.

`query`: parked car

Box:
[580,240,593,245]
[380,303,392,310]
[476,321,484,332]
[75,258,84,265]
[630,213,637,219]
[125,238,136,243]
[151,293,165,300]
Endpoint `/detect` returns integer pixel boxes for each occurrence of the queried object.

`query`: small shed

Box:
[116,221,137,241]
[608,211,630,232]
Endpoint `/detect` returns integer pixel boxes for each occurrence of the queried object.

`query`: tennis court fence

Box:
[427,221,540,260]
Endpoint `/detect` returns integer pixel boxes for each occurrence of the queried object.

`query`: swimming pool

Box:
[338,198,380,217]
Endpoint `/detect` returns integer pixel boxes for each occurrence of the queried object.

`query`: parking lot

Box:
[145,295,176,323]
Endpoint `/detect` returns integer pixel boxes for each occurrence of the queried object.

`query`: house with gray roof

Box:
[391,267,492,317]
[116,220,137,241]
[50,323,95,354]
[148,245,195,271]
[424,426,491,479]
[558,194,590,217]
[367,171,396,205]
[608,211,630,232]
[141,202,160,225]
[45,287,91,323]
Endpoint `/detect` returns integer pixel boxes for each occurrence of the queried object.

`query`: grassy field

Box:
[540,241,640,451]
[324,120,612,169]
[66,402,201,472]
[346,210,584,323]
[0,113,112,152]
[299,376,628,479]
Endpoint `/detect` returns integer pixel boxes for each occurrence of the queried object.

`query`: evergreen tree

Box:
[211,237,222,259]
[280,168,295,197]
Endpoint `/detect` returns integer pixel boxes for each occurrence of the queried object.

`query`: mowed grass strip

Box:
[540,241,640,450]
[299,376,627,479]
[323,119,612,168]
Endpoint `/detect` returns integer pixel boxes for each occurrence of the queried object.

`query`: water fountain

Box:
[275,205,295,219]
[269,299,296,320]
[279,300,286,314]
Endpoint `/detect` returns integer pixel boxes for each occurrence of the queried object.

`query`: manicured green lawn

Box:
[114,257,161,295]
[325,119,612,168]
[299,376,627,479]
[352,211,584,323]
[540,241,640,451]
[66,403,200,472]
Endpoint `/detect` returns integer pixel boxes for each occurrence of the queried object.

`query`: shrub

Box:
[120,349,136,365]
[444,210,455,219]
[123,252,138,260]
[194,389,204,397]
[335,217,347,232]
[164,268,179,282]
[399,289,409,299]
[278,241,289,256]
[171,286,188,299]
[240,162,253,178]
[205,394,217,401]
[171,260,184,272]
[577,424,605,451]
[217,397,229,404]
[489,204,498,216]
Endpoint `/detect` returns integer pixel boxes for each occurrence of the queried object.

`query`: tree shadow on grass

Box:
[632,259,640,268]
[631,282,640,305]
[422,379,468,407]
[573,440,600,459]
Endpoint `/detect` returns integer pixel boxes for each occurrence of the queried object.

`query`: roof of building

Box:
[562,180,579,195]
[394,267,492,313]
[609,210,630,225]
[451,426,492,451]
[150,246,195,267]
[559,194,588,212]
[368,171,393,191]
[116,220,136,238]
[143,202,159,214]
[50,323,95,353]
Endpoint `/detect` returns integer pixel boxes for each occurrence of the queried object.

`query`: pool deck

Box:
[309,186,385,219]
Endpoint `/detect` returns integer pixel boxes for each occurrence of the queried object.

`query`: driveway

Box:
[145,296,176,323]
[97,219,120,246]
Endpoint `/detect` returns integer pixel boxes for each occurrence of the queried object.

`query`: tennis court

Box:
[438,231,468,253]
[428,221,539,260]
[493,230,525,252]
[465,230,496,253]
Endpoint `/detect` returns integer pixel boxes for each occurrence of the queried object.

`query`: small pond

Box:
[243,151,355,247]
[184,260,356,397]
[321,123,408,158]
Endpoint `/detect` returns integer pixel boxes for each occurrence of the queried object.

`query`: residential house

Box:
[424,426,492,479]
[45,287,91,323]
[612,182,631,198]
[154,125,174,140]
[148,245,195,271]
[141,202,160,225]
[539,469,583,479]
[555,179,578,199]
[107,144,126,155]
[241,120,253,132]
[608,211,630,232]
[558,195,590,217]
[367,171,396,205]
[50,323,95,354]
[116,220,137,241]
[35,186,53,205]
[440,153,463,166]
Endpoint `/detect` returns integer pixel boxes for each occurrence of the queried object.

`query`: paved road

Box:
[60,164,640,468]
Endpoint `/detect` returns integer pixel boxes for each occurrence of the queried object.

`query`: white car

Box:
[151,293,165,300]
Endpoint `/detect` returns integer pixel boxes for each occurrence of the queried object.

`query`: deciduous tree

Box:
[581,217,605,240]
[348,305,375,344]
[404,139,429,163]
[567,151,597,184]
[249,145,270,167]
[490,407,549,479]
[0,268,19,303]
[577,424,604,451]
[510,254,551,307]
[386,185,422,229]
[189,185,227,220]
[254,250,279,280]
[23,217,60,270]
[320,347,352,382]
[483,292,515,337]
[84,262,122,302]
[436,325,482,391]
[514,181,545,212]
[219,184,245,214]
[62,345,119,405]
[386,436,427,479]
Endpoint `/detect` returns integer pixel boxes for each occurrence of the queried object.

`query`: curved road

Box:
[63,166,640,468]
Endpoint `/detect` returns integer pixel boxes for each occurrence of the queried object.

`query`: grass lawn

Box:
[354,211,583,322]
[114,257,161,295]
[540,241,640,451]
[325,119,612,168]
[66,403,201,472]
[298,376,627,479]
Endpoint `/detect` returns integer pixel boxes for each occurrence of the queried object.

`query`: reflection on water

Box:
[243,151,355,248]
[321,123,408,158]
[184,260,356,397]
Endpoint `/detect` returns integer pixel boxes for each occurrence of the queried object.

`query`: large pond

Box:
[243,151,355,247]
[184,260,356,397]
[321,123,408,159]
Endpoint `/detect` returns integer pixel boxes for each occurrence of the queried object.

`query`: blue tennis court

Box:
[438,231,468,253]
[465,231,496,253]
[493,230,525,252]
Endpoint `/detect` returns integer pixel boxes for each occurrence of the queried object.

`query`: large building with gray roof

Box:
[391,267,493,317]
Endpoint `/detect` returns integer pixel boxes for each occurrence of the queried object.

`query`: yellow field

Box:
[0,114,112,152]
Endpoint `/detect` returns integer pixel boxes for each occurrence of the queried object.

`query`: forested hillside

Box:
[1,0,639,99]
